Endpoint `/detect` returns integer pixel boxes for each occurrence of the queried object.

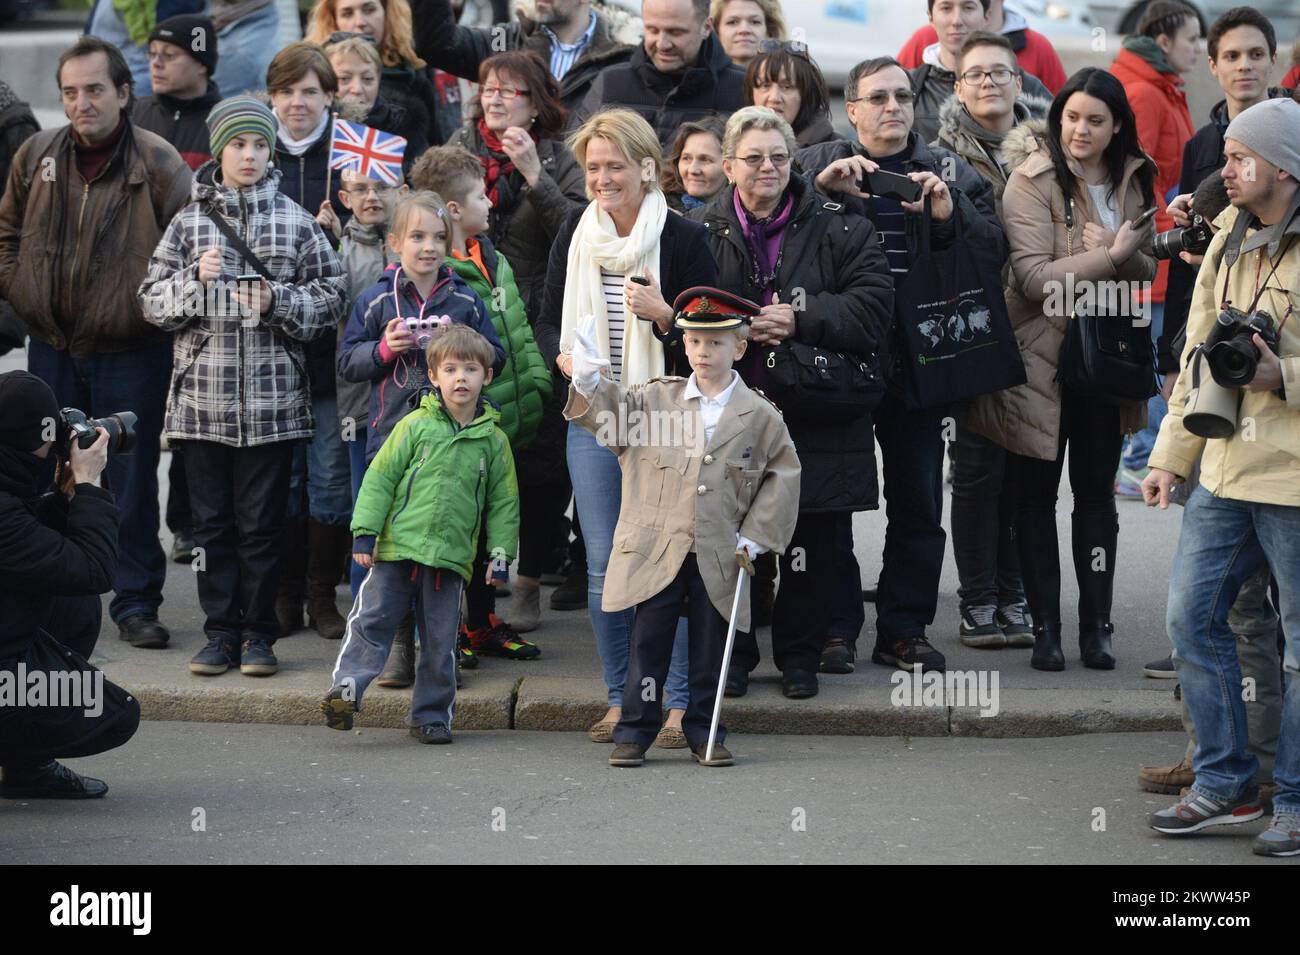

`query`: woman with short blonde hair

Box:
[711,0,787,67]
[535,108,719,745]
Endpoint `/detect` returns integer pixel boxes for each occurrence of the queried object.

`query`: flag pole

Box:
[324,108,336,208]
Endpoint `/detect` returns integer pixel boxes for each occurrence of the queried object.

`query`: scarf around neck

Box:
[1122,35,1178,76]
[276,109,330,157]
[477,118,535,208]
[734,186,794,300]
[560,190,669,385]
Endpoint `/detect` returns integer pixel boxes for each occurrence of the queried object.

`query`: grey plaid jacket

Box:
[139,161,346,447]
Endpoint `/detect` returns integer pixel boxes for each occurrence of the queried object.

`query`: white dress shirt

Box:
[682,369,741,446]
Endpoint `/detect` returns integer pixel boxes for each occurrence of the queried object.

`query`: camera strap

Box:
[1225,235,1297,321]
[203,206,275,283]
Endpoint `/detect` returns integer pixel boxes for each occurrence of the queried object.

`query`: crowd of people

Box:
[0,0,1298,857]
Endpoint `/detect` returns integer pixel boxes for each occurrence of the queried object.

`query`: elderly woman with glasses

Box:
[694,105,893,701]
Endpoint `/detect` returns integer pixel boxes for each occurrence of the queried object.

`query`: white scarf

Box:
[560,190,668,386]
[276,109,330,156]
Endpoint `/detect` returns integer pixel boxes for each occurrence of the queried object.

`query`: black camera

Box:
[55,407,138,456]
[1202,306,1280,388]
[1152,212,1213,260]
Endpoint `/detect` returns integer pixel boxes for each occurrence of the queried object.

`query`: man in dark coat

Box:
[571,0,745,148]
[411,0,634,114]
[131,15,223,171]
[0,80,39,357]
[798,56,1007,676]
[0,372,141,800]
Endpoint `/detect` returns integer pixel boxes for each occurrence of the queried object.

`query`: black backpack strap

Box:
[204,205,274,282]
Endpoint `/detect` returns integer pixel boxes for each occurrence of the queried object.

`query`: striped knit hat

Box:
[207,95,277,159]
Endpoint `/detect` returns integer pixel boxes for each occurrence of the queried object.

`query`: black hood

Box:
[0,444,54,502]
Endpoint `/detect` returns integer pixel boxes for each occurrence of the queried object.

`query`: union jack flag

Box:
[329,118,407,186]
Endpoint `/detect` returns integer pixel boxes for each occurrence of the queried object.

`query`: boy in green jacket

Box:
[322,325,520,744]
[410,144,552,657]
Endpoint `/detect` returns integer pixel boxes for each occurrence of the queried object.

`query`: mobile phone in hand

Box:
[629,276,650,286]
[235,274,264,283]
[861,169,923,204]
[1132,207,1158,228]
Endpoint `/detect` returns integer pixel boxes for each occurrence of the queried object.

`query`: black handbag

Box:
[762,340,884,422]
[1056,196,1157,404]
[893,196,1026,410]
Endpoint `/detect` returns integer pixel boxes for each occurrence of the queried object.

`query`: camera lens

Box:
[1152,228,1184,261]
[1206,339,1258,387]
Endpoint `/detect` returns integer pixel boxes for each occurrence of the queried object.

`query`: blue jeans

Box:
[1168,486,1300,813]
[567,422,688,709]
[28,339,171,624]
[211,5,281,98]
[288,396,353,526]
[348,425,369,599]
[86,0,152,95]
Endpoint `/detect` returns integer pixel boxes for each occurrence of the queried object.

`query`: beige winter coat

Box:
[966,121,1157,460]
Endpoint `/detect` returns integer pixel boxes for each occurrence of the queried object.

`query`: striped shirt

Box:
[601,269,626,382]
[541,11,598,81]
[868,150,912,278]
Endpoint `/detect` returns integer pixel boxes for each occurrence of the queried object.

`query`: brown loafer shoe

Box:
[609,742,646,766]
[1138,756,1195,795]
[691,741,734,767]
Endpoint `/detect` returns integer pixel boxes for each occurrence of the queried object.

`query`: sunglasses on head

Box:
[326,31,379,46]
[757,39,809,59]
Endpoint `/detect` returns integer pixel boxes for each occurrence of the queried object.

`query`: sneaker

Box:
[239,639,278,676]
[609,742,646,766]
[996,604,1034,647]
[320,687,356,731]
[1148,786,1265,834]
[465,614,541,660]
[189,634,239,675]
[872,636,946,673]
[960,605,1005,648]
[1143,654,1177,679]
[456,631,479,670]
[411,723,452,745]
[1253,811,1300,857]
[1138,756,1195,795]
[0,760,108,799]
[819,637,855,673]
[1115,465,1148,500]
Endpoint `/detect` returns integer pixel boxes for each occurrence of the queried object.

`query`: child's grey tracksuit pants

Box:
[331,559,463,728]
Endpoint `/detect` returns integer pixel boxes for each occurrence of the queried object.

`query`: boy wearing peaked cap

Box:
[564,287,801,767]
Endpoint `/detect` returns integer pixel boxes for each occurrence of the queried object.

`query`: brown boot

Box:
[275,517,307,637]
[306,519,349,640]
[377,614,415,688]
[1138,756,1195,794]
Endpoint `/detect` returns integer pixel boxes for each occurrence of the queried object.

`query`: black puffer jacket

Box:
[131,82,223,171]
[411,0,634,114]
[449,123,586,323]
[275,120,350,399]
[0,444,119,661]
[381,62,458,151]
[0,81,39,201]
[797,132,1007,392]
[571,34,745,148]
[699,174,894,512]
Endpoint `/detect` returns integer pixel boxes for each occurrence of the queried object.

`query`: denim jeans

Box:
[567,422,688,709]
[1168,486,1300,813]
[950,423,1025,612]
[288,396,353,526]
[86,0,152,95]
[872,392,948,642]
[28,338,171,624]
[211,5,282,98]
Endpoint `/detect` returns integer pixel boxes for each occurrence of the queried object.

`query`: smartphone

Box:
[235,273,264,283]
[861,169,923,204]
[1132,207,1158,228]
[629,276,650,286]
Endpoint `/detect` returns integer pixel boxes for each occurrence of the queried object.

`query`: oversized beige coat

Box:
[563,374,801,631]
[966,121,1157,460]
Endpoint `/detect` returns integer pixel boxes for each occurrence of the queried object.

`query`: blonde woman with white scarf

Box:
[535,109,719,745]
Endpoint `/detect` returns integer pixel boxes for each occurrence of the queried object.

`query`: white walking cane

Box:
[705,550,754,763]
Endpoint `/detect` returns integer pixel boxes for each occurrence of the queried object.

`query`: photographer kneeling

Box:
[1142,98,1300,857]
[0,371,140,798]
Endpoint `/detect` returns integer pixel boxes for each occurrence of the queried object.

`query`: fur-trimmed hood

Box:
[935,92,1052,157]
[1001,118,1051,176]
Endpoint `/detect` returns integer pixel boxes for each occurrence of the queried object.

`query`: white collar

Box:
[683,369,740,405]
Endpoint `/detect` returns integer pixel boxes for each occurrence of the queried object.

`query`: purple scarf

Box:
[734,187,794,305]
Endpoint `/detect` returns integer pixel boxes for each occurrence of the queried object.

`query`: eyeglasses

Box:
[733,152,791,168]
[960,68,1016,86]
[847,89,915,107]
[148,49,183,64]
[344,181,396,197]
[480,85,530,101]
[326,31,378,46]
[757,39,810,59]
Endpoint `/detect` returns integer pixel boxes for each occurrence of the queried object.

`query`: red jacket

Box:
[1109,48,1193,304]
[1284,65,1300,89]
[896,24,1066,93]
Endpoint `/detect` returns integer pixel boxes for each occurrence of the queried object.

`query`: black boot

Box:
[1073,510,1118,670]
[1015,508,1064,669]
[1031,623,1065,671]
[1,760,108,799]
[275,517,308,637]
[306,519,349,640]
[377,614,415,688]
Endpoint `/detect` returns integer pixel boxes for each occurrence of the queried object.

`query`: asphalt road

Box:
[0,722,1284,865]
